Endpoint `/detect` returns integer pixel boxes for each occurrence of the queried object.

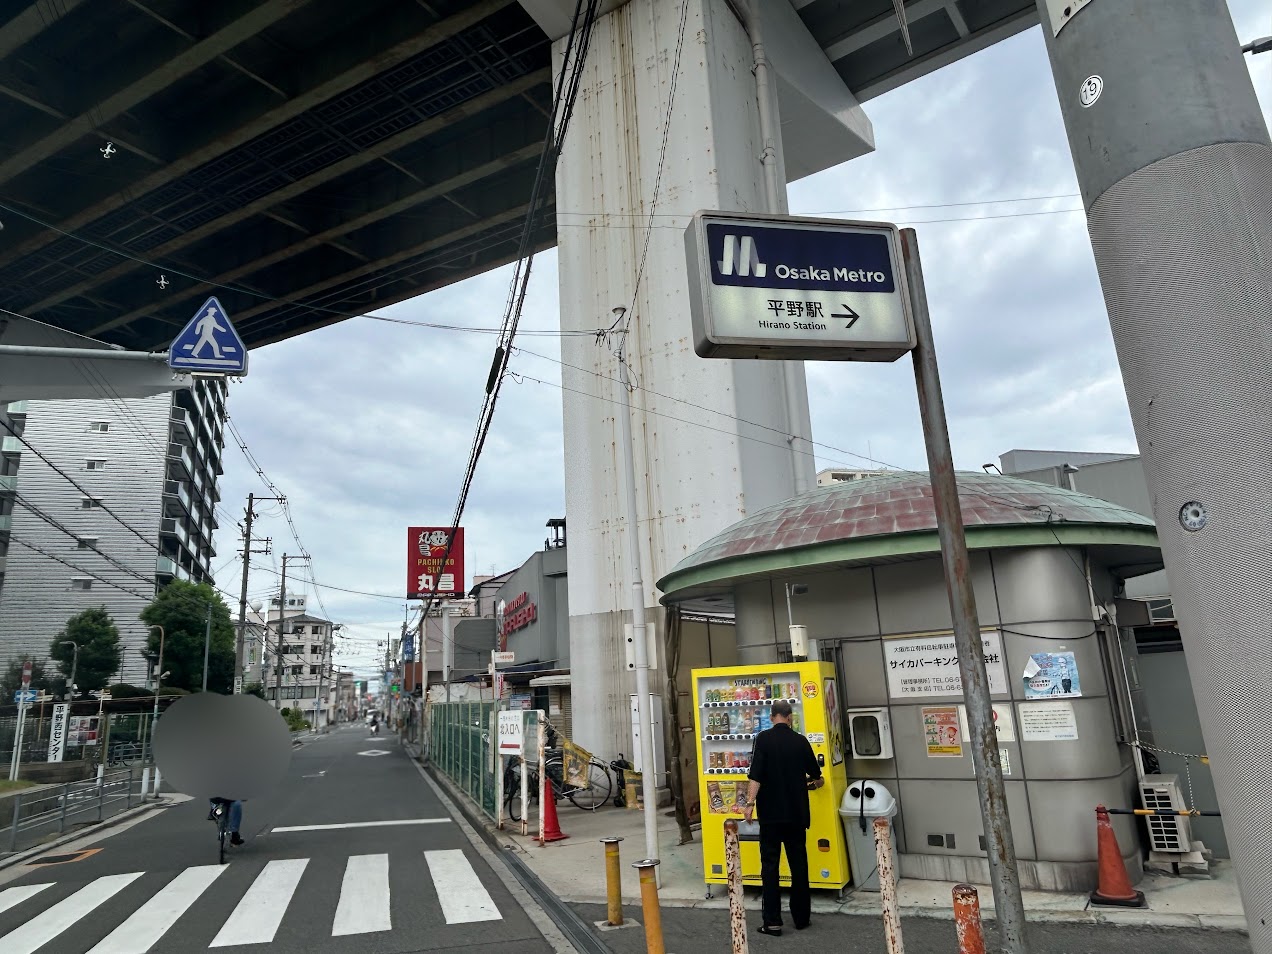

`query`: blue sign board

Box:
[685,211,915,362]
[13,689,37,704]
[168,296,249,375]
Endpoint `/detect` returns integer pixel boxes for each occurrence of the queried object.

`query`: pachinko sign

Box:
[407,526,465,599]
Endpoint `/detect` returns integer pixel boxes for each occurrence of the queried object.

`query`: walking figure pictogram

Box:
[191,304,227,358]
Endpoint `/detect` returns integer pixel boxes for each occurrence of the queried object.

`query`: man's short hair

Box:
[770,699,793,718]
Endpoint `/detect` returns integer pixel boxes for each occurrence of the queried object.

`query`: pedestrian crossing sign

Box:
[168,296,249,375]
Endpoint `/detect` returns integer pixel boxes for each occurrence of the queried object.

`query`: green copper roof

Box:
[658,472,1161,602]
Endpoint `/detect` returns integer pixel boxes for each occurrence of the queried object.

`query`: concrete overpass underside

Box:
[0,0,1036,351]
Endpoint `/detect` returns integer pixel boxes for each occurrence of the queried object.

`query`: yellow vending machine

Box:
[692,661,850,891]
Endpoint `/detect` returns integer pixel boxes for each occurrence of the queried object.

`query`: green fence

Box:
[429,702,498,817]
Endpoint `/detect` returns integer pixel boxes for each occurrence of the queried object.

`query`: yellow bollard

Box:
[633,858,665,954]
[602,836,625,927]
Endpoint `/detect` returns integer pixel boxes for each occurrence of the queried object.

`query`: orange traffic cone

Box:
[1090,805,1145,907]
[539,772,569,844]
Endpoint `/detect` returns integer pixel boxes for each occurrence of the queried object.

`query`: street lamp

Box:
[147,625,165,765]
[58,640,80,703]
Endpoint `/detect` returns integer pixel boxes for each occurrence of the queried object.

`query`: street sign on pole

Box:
[48,703,68,763]
[497,710,523,757]
[684,211,915,361]
[168,296,249,375]
[492,651,516,665]
[20,660,31,689]
[12,689,36,704]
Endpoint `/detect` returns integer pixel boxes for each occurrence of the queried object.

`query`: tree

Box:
[50,607,122,695]
[0,656,55,697]
[139,580,236,694]
[243,681,266,700]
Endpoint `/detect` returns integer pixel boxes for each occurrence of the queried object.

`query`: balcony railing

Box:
[163,479,192,515]
[0,514,10,532]
[1,437,22,454]
[166,443,193,480]
[0,475,15,493]
[156,555,177,577]
[169,407,192,446]
[5,401,28,414]
[159,517,190,549]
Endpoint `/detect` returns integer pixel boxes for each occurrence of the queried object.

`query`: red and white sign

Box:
[21,660,32,689]
[406,527,464,599]
[500,592,537,642]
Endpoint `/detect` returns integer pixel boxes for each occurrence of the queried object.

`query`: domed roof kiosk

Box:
[657,472,1164,892]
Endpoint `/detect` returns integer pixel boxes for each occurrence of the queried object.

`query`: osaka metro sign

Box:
[684,211,915,361]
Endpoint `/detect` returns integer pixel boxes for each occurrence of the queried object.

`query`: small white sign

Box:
[492,651,516,665]
[956,703,1015,743]
[1019,700,1080,741]
[1000,748,1012,776]
[884,631,1007,698]
[498,710,524,756]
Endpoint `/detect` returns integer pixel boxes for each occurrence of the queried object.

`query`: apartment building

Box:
[264,592,340,728]
[0,381,227,683]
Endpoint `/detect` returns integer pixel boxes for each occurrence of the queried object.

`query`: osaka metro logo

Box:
[717,233,767,278]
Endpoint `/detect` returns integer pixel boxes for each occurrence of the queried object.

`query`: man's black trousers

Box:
[758,821,810,928]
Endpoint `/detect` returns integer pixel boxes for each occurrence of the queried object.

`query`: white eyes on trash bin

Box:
[848,786,876,799]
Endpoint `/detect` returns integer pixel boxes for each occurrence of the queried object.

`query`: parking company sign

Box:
[684,211,915,361]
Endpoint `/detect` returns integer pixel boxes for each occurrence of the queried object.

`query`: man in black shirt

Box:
[743,699,824,935]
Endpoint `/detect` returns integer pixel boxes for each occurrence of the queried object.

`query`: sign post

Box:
[684,213,1026,948]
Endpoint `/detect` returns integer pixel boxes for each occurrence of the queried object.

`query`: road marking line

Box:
[332,854,391,936]
[0,883,52,915]
[425,849,501,924]
[209,858,309,947]
[0,872,142,954]
[87,865,225,954]
[270,818,451,833]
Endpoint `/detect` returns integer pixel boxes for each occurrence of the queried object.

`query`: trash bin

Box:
[838,780,898,891]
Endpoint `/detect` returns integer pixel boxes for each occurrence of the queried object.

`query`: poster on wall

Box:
[824,678,844,765]
[956,703,1016,743]
[1019,700,1080,741]
[921,705,963,756]
[1023,651,1081,698]
[884,630,1008,698]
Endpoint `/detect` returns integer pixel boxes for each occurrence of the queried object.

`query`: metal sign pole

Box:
[901,228,1027,953]
[8,702,27,782]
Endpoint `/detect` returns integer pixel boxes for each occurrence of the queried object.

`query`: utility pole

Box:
[612,307,660,870]
[236,493,277,692]
[200,602,212,693]
[273,554,309,710]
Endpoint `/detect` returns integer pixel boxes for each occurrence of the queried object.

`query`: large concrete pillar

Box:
[1037,1,1272,943]
[544,0,870,756]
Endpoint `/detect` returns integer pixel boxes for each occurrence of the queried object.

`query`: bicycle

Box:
[503,751,615,822]
[209,798,236,865]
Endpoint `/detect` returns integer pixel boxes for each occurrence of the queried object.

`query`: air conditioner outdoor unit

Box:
[1140,773,1210,873]
[1139,774,1191,853]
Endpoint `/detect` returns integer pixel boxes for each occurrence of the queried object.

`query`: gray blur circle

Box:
[153,693,292,800]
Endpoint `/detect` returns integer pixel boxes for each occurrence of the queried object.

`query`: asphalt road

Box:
[572,903,1253,954]
[0,725,558,954]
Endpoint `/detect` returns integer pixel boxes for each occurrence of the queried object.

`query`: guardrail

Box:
[5,768,142,854]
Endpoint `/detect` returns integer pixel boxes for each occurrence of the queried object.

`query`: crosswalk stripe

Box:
[332,854,390,936]
[424,849,501,924]
[209,858,308,948]
[87,865,226,954]
[0,872,142,954]
[0,883,52,916]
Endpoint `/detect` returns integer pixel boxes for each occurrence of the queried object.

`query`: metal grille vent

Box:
[1140,774,1191,853]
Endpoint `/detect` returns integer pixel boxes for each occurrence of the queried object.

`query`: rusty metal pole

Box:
[633,859,665,954]
[953,884,987,954]
[903,228,1028,954]
[874,817,905,954]
[724,820,750,954]
[602,836,625,926]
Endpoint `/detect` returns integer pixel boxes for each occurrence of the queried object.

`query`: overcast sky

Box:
[210,5,1272,678]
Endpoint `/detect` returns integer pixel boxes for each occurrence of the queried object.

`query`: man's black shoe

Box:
[230,833,245,846]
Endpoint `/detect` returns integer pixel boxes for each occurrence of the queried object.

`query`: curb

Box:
[553,892,1249,935]
[0,797,173,871]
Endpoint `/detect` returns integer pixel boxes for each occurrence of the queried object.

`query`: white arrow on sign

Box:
[357,749,390,757]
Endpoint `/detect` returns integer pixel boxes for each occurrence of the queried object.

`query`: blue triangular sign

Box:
[168,296,249,375]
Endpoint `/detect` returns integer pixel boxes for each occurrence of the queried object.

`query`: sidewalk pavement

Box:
[491,801,1248,934]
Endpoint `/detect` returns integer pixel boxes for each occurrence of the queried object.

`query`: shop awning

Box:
[528,673,571,688]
